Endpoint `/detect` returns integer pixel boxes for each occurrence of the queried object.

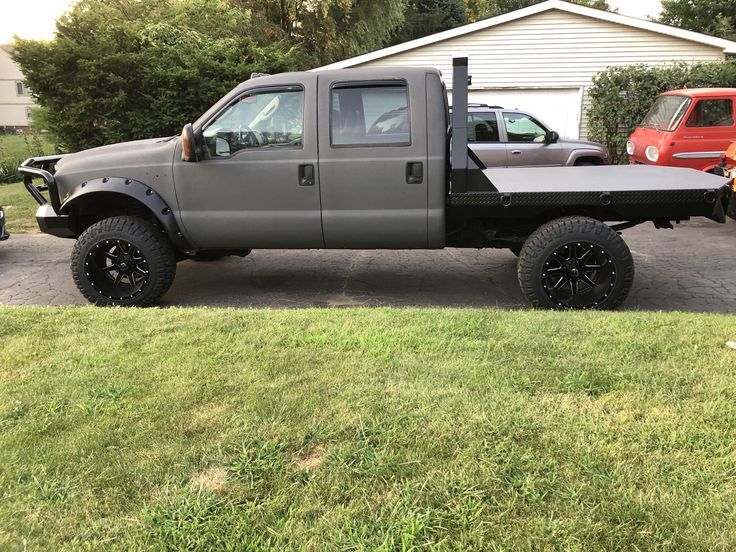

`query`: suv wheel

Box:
[517,216,634,310]
[71,216,176,306]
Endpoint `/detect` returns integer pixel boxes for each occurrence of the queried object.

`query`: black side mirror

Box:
[546,131,560,144]
[181,123,198,162]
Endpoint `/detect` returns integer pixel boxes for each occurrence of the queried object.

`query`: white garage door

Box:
[465,88,582,140]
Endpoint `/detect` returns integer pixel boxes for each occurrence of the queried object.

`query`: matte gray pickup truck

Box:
[19,57,734,309]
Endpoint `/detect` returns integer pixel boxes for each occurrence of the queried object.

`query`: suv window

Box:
[468,113,500,143]
[331,83,410,146]
[685,99,734,128]
[203,87,304,157]
[503,112,547,142]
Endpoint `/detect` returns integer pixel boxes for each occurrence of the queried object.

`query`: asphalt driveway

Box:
[1,219,734,312]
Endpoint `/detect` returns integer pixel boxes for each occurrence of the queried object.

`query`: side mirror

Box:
[546,131,560,144]
[181,123,198,162]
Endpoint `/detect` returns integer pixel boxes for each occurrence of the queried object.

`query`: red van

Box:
[627,88,736,172]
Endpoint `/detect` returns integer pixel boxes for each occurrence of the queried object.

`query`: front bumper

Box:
[18,155,74,238]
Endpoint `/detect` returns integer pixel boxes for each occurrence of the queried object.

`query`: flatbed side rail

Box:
[19,155,66,212]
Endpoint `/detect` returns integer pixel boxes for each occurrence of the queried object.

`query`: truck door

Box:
[502,111,563,167]
[172,74,323,249]
[317,72,428,248]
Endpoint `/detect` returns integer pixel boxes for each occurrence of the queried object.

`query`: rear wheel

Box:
[71,216,176,306]
[517,216,634,310]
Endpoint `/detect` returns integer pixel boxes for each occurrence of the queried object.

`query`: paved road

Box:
[1,219,734,312]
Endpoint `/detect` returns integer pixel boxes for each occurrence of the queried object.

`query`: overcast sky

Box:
[1,0,664,45]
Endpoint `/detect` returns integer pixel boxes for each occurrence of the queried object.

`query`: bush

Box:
[12,0,297,152]
[588,61,736,164]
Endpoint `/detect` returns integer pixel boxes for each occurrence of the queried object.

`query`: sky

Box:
[0,0,664,45]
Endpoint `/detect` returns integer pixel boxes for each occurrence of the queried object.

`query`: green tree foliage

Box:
[11,0,296,151]
[390,0,467,44]
[465,0,610,21]
[588,62,736,164]
[234,0,408,66]
[659,0,736,41]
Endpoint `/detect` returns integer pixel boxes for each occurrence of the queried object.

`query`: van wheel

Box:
[71,216,176,307]
[517,216,634,310]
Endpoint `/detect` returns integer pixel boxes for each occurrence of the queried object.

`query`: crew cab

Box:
[19,58,733,310]
[465,104,609,168]
[628,88,736,172]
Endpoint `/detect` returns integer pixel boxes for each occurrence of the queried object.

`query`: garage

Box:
[467,88,582,139]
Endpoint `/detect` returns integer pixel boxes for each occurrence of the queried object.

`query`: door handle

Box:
[299,164,314,186]
[406,162,423,184]
[511,150,522,155]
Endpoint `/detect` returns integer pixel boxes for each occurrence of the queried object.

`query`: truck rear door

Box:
[317,71,429,248]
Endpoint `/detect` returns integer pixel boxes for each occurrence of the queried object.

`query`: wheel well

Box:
[573,156,604,166]
[65,192,160,236]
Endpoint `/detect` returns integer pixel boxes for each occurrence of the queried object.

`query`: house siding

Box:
[0,47,37,129]
[351,9,726,138]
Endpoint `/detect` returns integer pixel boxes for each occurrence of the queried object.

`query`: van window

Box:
[686,99,734,128]
[331,84,410,146]
[640,95,691,131]
[468,113,500,142]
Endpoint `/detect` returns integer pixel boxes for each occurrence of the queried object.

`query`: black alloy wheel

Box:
[517,216,634,310]
[71,216,176,306]
[541,241,615,309]
[85,239,150,301]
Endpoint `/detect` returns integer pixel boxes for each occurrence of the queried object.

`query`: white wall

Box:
[352,9,726,138]
[0,47,37,127]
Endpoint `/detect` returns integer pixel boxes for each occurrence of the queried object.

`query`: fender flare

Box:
[566,149,606,166]
[59,176,195,253]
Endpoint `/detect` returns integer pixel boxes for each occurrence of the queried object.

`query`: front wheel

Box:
[517,216,634,310]
[71,216,176,306]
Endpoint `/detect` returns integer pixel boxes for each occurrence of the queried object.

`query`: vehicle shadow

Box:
[162,244,736,314]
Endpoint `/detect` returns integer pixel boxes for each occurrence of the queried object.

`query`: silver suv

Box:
[466,104,609,167]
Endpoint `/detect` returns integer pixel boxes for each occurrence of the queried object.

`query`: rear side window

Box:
[331,83,410,147]
[468,113,500,143]
[686,99,734,128]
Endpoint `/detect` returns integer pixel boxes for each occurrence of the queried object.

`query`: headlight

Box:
[626,140,635,155]
[645,145,659,162]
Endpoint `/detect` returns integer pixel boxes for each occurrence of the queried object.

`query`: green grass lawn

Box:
[0,182,38,233]
[1,307,736,550]
[0,134,55,162]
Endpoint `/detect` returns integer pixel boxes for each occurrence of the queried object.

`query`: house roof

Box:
[316,0,736,70]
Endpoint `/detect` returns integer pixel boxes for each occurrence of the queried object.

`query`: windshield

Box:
[640,95,692,131]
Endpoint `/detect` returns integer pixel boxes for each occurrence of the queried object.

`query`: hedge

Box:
[587,61,736,164]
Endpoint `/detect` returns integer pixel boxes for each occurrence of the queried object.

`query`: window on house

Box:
[686,99,734,128]
[331,83,410,147]
[16,81,30,96]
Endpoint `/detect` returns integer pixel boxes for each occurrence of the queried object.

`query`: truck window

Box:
[503,112,547,142]
[331,83,410,147]
[685,99,734,128]
[468,113,500,142]
[202,87,304,157]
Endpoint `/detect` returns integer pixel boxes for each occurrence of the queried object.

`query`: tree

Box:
[659,0,736,41]
[12,0,296,151]
[465,0,610,21]
[390,0,467,44]
[233,0,409,66]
